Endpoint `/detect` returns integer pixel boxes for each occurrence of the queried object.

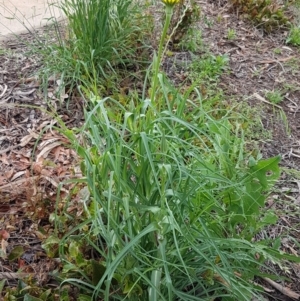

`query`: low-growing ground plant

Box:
[2,0,300,300]
[188,53,229,83]
[230,0,290,31]
[227,28,236,40]
[52,70,300,301]
[286,25,300,45]
[265,89,284,104]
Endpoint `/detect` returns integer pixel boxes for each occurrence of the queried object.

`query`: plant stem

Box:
[151,5,174,103]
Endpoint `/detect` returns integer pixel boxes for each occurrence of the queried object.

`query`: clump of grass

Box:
[36,0,152,93]
[227,28,236,40]
[40,3,300,299]
[54,83,284,300]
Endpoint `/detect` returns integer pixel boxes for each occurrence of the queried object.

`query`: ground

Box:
[0,0,300,300]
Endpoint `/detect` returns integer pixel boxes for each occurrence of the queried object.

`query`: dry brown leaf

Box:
[10,171,26,182]
[1,238,8,258]
[36,141,62,161]
[0,204,10,213]
[20,131,39,147]
[4,169,14,180]
[0,229,10,240]
[42,175,68,192]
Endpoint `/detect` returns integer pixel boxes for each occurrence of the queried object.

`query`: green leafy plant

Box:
[286,25,300,45]
[177,28,203,51]
[227,28,236,40]
[230,0,290,31]
[38,1,300,300]
[265,89,284,104]
[51,78,300,300]
[188,54,229,83]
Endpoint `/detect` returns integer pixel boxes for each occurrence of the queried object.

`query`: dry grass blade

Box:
[0,272,34,280]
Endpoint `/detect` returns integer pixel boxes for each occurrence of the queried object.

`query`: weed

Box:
[265,89,284,104]
[188,54,229,83]
[273,48,282,54]
[203,15,214,28]
[177,28,203,51]
[230,0,290,31]
[227,28,236,40]
[45,7,300,299]
[286,25,300,45]
[54,83,291,300]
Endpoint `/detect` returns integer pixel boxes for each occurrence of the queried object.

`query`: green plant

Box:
[188,54,229,83]
[177,28,203,51]
[50,76,300,300]
[265,89,284,104]
[227,28,236,40]
[230,0,290,31]
[35,0,152,93]
[286,25,300,45]
[39,1,299,300]
[273,47,282,54]
[48,12,299,296]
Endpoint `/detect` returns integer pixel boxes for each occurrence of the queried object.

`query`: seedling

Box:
[265,89,284,104]
[227,28,236,40]
[273,48,282,54]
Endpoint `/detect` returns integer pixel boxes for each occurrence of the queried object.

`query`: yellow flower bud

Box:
[161,0,180,7]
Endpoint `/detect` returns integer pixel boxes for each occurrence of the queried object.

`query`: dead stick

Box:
[252,92,282,110]
[263,277,300,300]
[0,272,34,280]
[258,56,296,64]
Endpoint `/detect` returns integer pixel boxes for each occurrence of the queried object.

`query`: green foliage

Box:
[36,0,152,92]
[286,25,300,45]
[177,28,203,52]
[48,73,300,300]
[227,28,236,40]
[188,54,229,83]
[265,89,284,104]
[230,0,290,31]
[3,279,61,301]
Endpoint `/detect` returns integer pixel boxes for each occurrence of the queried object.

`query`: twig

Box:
[0,272,34,280]
[0,144,20,155]
[263,277,300,300]
[258,56,296,64]
[252,92,282,110]
[0,84,7,98]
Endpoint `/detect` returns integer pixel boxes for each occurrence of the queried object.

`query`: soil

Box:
[0,0,300,300]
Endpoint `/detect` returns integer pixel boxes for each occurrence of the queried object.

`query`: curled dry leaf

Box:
[0,230,10,240]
